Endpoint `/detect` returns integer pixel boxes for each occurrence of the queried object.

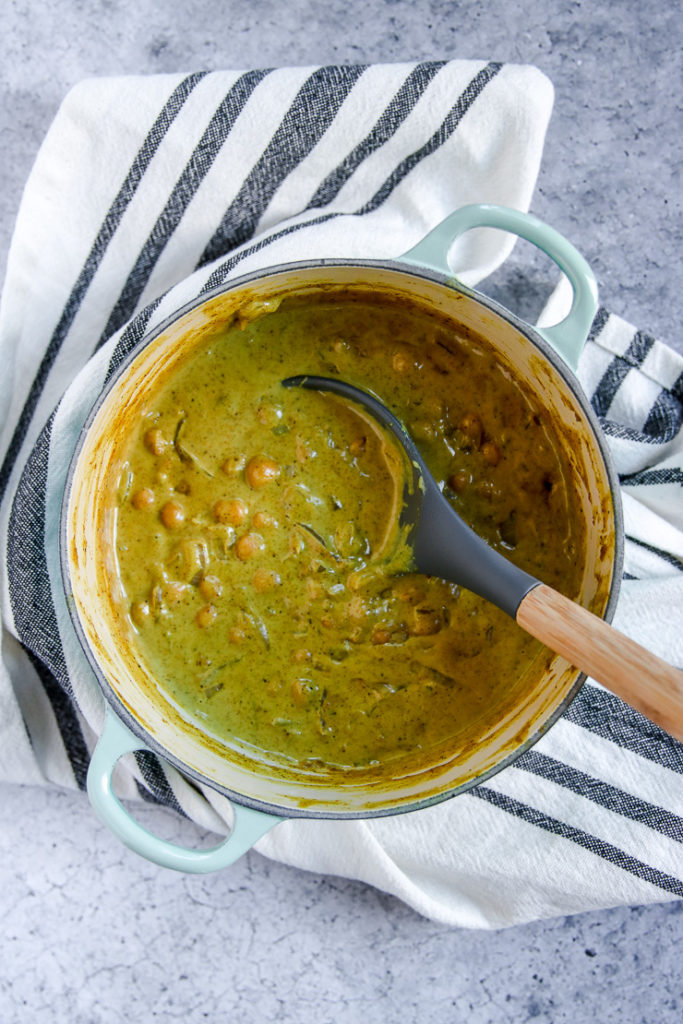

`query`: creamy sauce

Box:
[109,293,585,775]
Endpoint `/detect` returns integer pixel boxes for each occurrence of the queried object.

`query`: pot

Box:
[61,204,623,872]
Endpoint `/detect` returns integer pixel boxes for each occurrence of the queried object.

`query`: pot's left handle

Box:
[87,708,283,873]
[399,203,598,371]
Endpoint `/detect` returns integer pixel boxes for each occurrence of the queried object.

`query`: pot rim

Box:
[60,255,624,820]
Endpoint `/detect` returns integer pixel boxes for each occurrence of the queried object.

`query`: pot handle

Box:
[399,203,598,371]
[87,708,283,873]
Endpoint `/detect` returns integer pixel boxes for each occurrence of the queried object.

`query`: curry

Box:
[109,291,586,776]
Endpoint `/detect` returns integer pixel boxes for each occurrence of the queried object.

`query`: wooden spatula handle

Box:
[517,583,683,742]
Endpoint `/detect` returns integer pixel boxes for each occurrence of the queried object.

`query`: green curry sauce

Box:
[111,293,585,775]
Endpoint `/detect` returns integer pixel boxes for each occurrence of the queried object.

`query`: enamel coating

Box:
[87,707,282,872]
[401,203,599,371]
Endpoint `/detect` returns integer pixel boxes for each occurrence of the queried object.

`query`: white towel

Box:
[1,61,682,928]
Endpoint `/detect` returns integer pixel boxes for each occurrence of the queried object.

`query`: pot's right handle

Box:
[87,708,283,873]
[400,203,598,371]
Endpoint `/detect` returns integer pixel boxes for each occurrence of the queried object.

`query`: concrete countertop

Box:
[1,2,681,1022]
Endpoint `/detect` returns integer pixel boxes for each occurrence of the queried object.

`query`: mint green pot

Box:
[63,204,622,873]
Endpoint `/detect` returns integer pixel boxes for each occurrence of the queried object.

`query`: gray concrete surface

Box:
[2,0,682,351]
[1,2,682,1022]
[2,782,682,1024]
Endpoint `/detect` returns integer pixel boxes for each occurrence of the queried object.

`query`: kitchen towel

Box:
[1,60,682,928]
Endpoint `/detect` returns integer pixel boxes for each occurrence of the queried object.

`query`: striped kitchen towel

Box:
[1,61,682,928]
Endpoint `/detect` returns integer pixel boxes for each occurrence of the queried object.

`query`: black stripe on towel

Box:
[23,647,90,790]
[105,298,164,382]
[7,413,90,788]
[357,61,502,214]
[591,330,655,418]
[517,749,683,843]
[198,64,368,267]
[201,61,502,293]
[201,210,336,292]
[599,417,674,447]
[672,369,683,405]
[586,306,610,344]
[620,468,683,486]
[470,785,683,897]
[641,389,682,444]
[134,751,186,816]
[626,535,683,571]
[0,72,207,505]
[308,60,447,209]
[97,69,270,349]
[103,61,451,365]
[564,683,683,773]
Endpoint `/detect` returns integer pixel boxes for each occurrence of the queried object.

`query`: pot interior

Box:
[65,262,619,817]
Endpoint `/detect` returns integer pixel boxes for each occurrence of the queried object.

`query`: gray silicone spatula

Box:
[283,374,683,741]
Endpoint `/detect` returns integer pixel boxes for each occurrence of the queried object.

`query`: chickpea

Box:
[411,420,436,442]
[163,581,186,605]
[475,480,499,501]
[448,470,470,493]
[253,511,278,530]
[346,570,364,592]
[130,601,151,627]
[196,604,217,629]
[305,577,323,601]
[349,436,366,456]
[371,627,392,645]
[424,396,443,420]
[245,455,280,488]
[291,678,309,707]
[291,648,311,664]
[154,455,175,486]
[256,404,283,428]
[252,568,281,593]
[235,532,265,561]
[459,413,483,448]
[199,575,223,601]
[346,595,364,620]
[392,350,413,373]
[221,454,246,477]
[143,428,167,456]
[229,625,247,644]
[176,539,208,581]
[411,606,442,636]
[295,439,313,464]
[482,441,501,466]
[395,582,426,604]
[213,498,249,526]
[160,500,185,529]
[131,487,155,510]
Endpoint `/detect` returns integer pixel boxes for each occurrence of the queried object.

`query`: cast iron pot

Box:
[61,204,623,872]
